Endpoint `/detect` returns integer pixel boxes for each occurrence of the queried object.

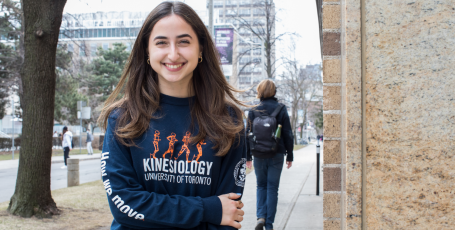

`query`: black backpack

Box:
[248,104,284,158]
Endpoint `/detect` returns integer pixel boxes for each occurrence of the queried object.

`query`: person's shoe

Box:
[255,218,265,230]
[61,165,67,169]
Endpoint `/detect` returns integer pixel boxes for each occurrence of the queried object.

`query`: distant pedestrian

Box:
[308,136,311,143]
[52,131,58,149]
[61,126,73,169]
[246,79,294,230]
[86,128,93,155]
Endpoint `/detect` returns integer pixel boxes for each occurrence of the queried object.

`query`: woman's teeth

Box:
[165,63,183,69]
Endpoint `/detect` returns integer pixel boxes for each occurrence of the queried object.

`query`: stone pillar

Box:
[67,158,79,187]
[322,0,343,229]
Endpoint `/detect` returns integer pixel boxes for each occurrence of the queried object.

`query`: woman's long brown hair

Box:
[98,1,246,156]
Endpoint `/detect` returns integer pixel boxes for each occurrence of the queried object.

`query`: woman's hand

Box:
[246,161,252,169]
[286,161,292,169]
[218,193,244,229]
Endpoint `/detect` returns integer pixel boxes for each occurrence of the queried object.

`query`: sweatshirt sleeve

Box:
[281,106,294,162]
[245,110,254,161]
[208,131,247,230]
[101,116,222,229]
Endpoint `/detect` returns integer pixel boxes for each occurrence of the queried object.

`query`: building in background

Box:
[211,0,275,91]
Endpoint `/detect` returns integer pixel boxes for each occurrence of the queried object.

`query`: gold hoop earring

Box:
[198,56,203,63]
[147,58,150,65]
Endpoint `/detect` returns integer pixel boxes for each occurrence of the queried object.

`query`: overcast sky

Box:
[63,0,321,74]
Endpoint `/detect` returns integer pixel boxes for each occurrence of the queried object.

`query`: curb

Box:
[52,156,101,164]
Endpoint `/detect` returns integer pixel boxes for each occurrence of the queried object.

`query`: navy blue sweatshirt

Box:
[246,97,294,162]
[101,94,247,230]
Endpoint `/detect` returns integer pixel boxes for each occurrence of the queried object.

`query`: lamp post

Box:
[11,97,15,160]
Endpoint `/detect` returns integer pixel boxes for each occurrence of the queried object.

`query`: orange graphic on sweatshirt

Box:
[162,132,178,159]
[175,131,191,162]
[150,130,161,159]
[193,139,206,163]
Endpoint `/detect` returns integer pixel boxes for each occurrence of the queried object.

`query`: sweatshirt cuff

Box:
[201,196,222,225]
[286,153,293,162]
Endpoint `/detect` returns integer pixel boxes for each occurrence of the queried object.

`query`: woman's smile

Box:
[162,62,186,72]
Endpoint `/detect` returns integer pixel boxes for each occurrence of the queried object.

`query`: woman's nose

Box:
[167,45,180,61]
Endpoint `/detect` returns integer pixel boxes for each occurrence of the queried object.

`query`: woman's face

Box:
[148,15,201,91]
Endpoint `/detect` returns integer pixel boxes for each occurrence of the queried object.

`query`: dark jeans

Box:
[253,153,284,230]
[63,147,70,166]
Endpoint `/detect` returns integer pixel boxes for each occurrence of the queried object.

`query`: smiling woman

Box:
[97,1,248,230]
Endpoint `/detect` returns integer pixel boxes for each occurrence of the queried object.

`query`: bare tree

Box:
[228,0,295,80]
[278,40,322,144]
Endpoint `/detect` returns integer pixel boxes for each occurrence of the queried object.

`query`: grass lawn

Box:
[294,145,307,151]
[0,180,112,230]
[0,149,102,161]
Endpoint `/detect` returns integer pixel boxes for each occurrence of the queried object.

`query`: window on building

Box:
[239,9,250,16]
[68,43,73,53]
[91,44,98,56]
[120,28,126,37]
[107,28,111,37]
[240,56,250,64]
[239,76,251,84]
[253,47,261,55]
[226,9,236,16]
[214,0,223,7]
[226,0,237,7]
[103,29,107,37]
[239,47,250,55]
[79,44,86,57]
[98,29,102,37]
[239,27,251,35]
[253,8,265,16]
[107,21,111,26]
[103,43,109,50]
[252,57,261,63]
[241,65,252,73]
[253,66,262,73]
[99,21,104,26]
[239,0,251,6]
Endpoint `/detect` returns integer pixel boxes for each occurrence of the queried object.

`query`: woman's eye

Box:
[179,40,190,44]
[156,41,166,45]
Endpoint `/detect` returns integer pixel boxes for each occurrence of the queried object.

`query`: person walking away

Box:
[52,131,58,149]
[86,128,94,155]
[61,126,73,169]
[246,79,294,230]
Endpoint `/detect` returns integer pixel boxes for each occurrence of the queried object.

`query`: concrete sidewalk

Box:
[242,142,323,230]
[0,151,101,170]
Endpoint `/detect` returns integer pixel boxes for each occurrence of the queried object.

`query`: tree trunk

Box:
[8,0,67,218]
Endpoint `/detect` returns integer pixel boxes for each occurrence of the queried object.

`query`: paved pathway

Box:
[242,142,323,230]
[0,152,102,203]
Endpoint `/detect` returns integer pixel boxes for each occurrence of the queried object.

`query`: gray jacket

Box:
[86,132,93,143]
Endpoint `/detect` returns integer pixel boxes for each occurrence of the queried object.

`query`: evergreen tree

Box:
[88,42,129,101]
[53,44,87,125]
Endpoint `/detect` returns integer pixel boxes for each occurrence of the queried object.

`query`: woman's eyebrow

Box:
[176,34,192,39]
[153,34,192,41]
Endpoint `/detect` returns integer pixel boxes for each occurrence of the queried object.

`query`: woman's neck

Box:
[159,79,194,98]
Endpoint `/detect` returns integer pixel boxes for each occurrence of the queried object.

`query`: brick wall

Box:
[322,0,342,229]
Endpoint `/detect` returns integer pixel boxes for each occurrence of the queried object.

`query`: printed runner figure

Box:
[175,131,191,162]
[193,139,206,163]
[150,130,161,159]
[162,132,178,159]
